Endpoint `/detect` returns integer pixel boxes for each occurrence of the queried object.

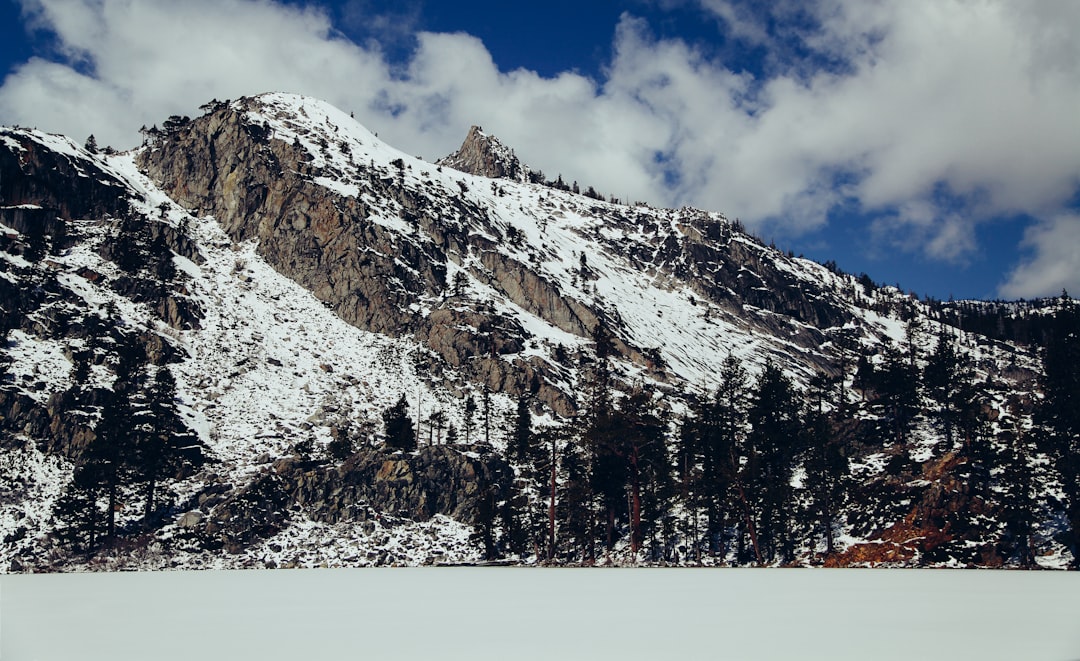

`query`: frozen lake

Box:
[3,568,1079,660]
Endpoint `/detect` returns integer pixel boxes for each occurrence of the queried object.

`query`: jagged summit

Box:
[437,125,530,182]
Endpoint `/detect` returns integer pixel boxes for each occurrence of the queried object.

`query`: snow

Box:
[3,569,1080,661]
[4,330,74,402]
[0,96,1068,571]
[1,132,27,154]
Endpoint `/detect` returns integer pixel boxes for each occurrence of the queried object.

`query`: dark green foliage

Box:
[508,394,532,464]
[383,394,416,451]
[327,423,356,460]
[88,385,138,540]
[51,340,204,552]
[52,466,106,555]
[802,400,850,558]
[682,354,748,559]
[462,394,477,443]
[997,414,1037,567]
[870,346,920,444]
[133,366,203,524]
[112,214,151,273]
[924,326,961,446]
[746,360,804,563]
[1038,296,1080,566]
[556,432,595,562]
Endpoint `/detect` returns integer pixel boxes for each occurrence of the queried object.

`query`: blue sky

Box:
[2,0,1079,301]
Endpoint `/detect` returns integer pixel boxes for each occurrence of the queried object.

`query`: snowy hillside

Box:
[1,94,1077,571]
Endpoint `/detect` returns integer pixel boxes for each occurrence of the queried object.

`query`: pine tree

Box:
[383,394,416,451]
[52,466,106,555]
[481,384,492,445]
[327,420,356,460]
[134,366,202,524]
[587,397,626,554]
[508,394,532,464]
[557,431,595,563]
[874,345,920,445]
[86,386,137,541]
[619,387,669,556]
[802,380,850,559]
[463,394,477,443]
[924,326,960,447]
[676,411,705,561]
[998,410,1037,567]
[1038,295,1080,566]
[746,360,803,563]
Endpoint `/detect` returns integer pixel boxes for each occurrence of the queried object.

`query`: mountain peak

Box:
[437,125,529,182]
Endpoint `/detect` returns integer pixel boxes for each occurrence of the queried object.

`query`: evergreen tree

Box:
[1038,295,1080,566]
[802,389,850,559]
[587,397,627,554]
[463,394,477,443]
[998,411,1037,567]
[383,394,416,451]
[501,395,538,557]
[873,345,920,445]
[924,326,961,447]
[619,387,669,555]
[696,354,749,558]
[86,385,137,541]
[52,465,106,555]
[0,321,11,384]
[676,411,705,561]
[557,430,595,562]
[113,214,150,273]
[327,420,356,460]
[481,384,492,445]
[134,366,202,524]
[508,394,532,464]
[746,360,803,563]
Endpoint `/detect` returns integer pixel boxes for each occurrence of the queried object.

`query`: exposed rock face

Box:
[136,104,589,413]
[135,98,869,414]
[437,126,529,182]
[199,445,511,553]
[0,130,129,225]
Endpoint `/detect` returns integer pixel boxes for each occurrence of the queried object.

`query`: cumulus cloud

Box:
[1000,214,1080,299]
[1,0,1079,297]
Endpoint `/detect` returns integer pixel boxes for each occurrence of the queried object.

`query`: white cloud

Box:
[1000,214,1080,299]
[1,0,1079,297]
[1,0,393,147]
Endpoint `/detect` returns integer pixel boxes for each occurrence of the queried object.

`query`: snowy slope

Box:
[0,95,1063,570]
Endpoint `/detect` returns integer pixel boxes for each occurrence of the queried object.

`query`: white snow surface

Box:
[4,569,1080,661]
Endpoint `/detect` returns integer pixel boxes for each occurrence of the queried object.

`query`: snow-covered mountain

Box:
[1,93,1074,570]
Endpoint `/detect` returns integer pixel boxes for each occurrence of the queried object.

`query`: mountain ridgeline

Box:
[1,93,1078,570]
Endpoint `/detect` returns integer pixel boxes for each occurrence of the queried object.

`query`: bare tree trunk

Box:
[144,474,156,525]
[735,481,763,566]
[630,469,642,555]
[106,481,117,542]
[548,434,557,561]
[823,490,834,557]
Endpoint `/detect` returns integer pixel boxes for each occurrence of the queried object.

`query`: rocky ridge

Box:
[0,94,1067,570]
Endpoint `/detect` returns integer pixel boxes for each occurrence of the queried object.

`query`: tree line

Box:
[431,299,1080,567]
